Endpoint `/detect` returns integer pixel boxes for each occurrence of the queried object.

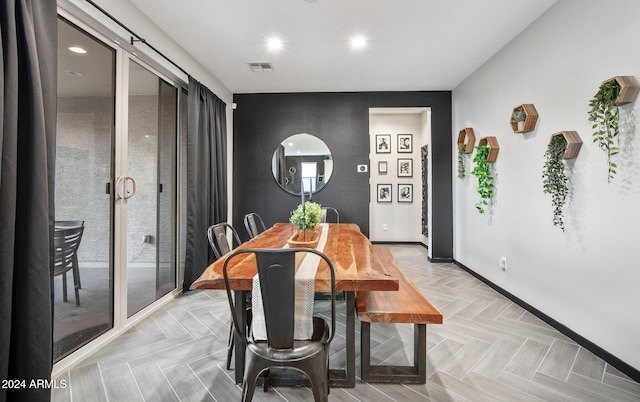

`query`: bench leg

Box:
[360,322,427,384]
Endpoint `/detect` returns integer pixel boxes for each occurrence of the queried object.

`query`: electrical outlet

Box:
[499,257,507,271]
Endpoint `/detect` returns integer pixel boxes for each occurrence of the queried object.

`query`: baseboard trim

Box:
[454,260,640,383]
[372,241,427,249]
[428,256,454,263]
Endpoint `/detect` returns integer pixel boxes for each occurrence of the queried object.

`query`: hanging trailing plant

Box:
[588,79,620,182]
[470,144,494,214]
[542,135,569,232]
[457,143,467,179]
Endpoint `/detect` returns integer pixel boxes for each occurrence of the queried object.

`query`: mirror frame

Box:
[271,133,333,196]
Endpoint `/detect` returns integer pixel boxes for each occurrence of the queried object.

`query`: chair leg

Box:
[72,262,81,307]
[241,356,265,402]
[61,272,68,302]
[303,351,329,402]
[262,370,269,392]
[73,255,81,289]
[226,320,234,370]
[73,281,80,307]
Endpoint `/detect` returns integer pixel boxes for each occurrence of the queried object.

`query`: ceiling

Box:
[125,0,557,94]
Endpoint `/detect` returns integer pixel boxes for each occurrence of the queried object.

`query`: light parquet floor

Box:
[52,245,640,401]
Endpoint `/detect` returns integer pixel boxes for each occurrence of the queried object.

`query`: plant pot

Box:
[478,136,500,163]
[604,76,640,106]
[510,104,539,134]
[549,131,582,159]
[456,128,476,154]
[287,225,323,249]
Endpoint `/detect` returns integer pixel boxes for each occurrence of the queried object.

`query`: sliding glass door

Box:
[125,61,177,317]
[54,16,183,361]
[54,17,116,361]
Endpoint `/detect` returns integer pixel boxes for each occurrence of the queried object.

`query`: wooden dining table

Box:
[190,222,399,387]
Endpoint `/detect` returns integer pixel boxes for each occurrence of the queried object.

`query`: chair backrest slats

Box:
[54,225,84,275]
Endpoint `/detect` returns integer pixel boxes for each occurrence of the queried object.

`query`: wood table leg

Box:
[328,291,356,387]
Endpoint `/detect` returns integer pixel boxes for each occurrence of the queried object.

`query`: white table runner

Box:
[251,223,329,341]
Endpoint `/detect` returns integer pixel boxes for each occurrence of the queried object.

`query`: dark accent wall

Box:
[232,91,453,260]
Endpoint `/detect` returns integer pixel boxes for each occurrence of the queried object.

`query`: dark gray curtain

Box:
[1,1,57,401]
[183,77,227,291]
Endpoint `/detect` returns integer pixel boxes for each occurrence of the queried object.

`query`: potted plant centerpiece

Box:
[288,201,323,248]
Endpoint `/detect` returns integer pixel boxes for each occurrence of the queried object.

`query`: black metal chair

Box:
[320,207,339,223]
[207,223,242,260]
[243,212,266,239]
[223,248,336,402]
[53,224,85,307]
[207,223,244,370]
[55,220,85,288]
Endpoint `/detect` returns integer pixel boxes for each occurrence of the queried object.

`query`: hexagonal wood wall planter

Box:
[510,103,539,134]
[549,131,582,159]
[456,128,476,154]
[604,76,640,106]
[478,136,499,163]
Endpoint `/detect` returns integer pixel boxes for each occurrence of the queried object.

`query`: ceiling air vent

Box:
[248,62,273,73]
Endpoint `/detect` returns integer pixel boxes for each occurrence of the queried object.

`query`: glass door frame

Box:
[53,5,187,375]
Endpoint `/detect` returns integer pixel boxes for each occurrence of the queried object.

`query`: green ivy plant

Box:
[542,135,569,232]
[588,79,620,182]
[457,143,467,179]
[470,144,494,214]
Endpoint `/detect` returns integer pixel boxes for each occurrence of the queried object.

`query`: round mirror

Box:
[272,133,333,195]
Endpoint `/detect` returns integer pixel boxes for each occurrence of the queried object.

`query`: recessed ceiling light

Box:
[68,46,87,54]
[351,35,367,49]
[267,38,282,51]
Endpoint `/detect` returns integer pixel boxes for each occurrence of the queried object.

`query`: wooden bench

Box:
[356,247,443,383]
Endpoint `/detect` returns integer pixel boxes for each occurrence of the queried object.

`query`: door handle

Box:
[115,176,137,200]
[115,176,124,201]
[124,176,137,200]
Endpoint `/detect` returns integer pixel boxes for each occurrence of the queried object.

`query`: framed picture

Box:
[378,161,388,174]
[397,158,413,177]
[397,134,413,153]
[398,184,413,203]
[375,134,391,153]
[377,184,392,203]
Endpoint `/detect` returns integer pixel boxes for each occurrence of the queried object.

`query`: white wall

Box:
[453,0,640,370]
[370,110,429,242]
